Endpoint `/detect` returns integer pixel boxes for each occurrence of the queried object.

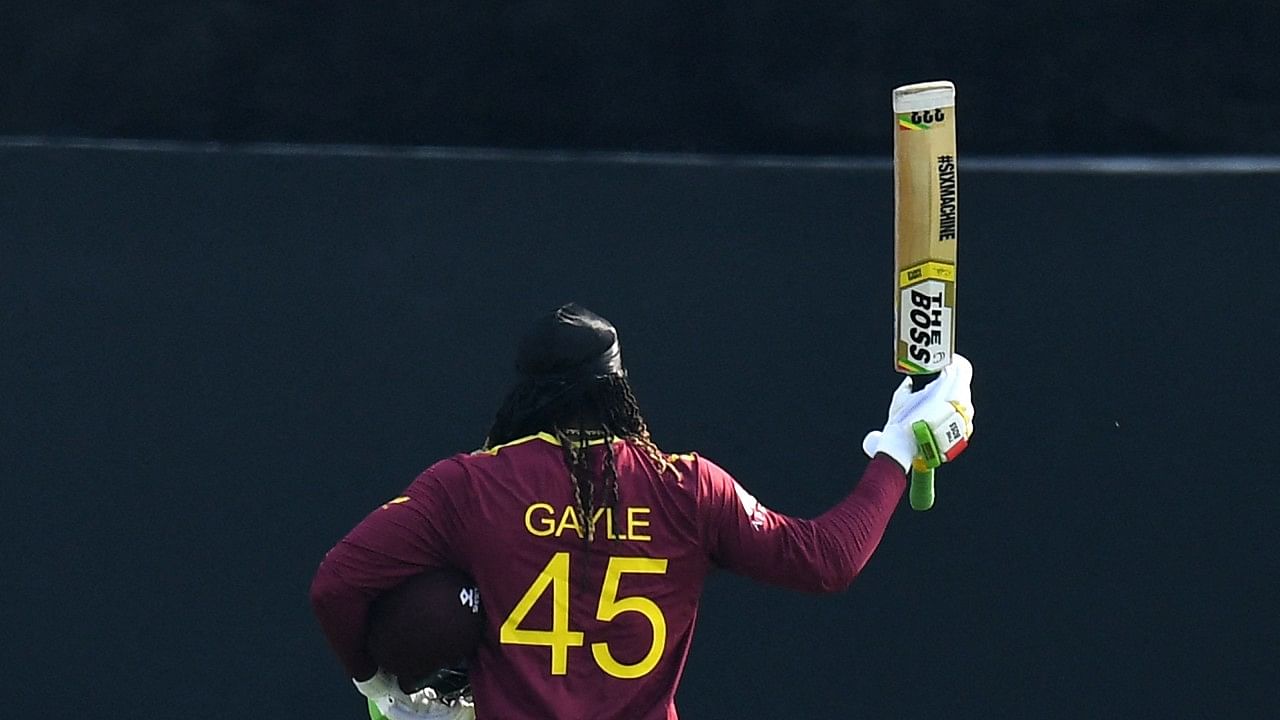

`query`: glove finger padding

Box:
[911,399,973,471]
[861,430,883,459]
[356,671,416,718]
[885,376,918,421]
[936,355,973,412]
[357,670,474,720]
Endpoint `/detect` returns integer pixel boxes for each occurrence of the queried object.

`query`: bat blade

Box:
[892,80,958,511]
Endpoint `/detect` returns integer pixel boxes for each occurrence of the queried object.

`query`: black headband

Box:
[521,337,623,384]
[515,303,625,382]
[506,303,626,424]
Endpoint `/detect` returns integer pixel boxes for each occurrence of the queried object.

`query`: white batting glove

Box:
[356,670,475,720]
[862,354,974,472]
[355,670,414,718]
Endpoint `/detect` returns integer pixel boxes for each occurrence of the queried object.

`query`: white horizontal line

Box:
[956,155,1280,174]
[2,135,1278,174]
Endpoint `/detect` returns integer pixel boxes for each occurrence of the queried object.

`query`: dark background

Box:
[3,1,1279,154]
[4,148,1277,718]
[3,2,1279,719]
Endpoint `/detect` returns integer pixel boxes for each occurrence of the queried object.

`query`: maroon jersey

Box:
[311,433,907,720]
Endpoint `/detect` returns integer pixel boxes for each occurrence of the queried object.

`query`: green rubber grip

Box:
[909,420,938,511]
[909,467,935,511]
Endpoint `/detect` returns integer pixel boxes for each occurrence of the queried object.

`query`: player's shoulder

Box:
[642,447,738,490]
[659,448,702,475]
[663,449,727,475]
[443,433,562,479]
[673,453,745,501]
[402,455,471,494]
[463,432,556,461]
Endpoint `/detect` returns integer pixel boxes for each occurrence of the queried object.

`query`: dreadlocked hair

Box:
[553,423,597,542]
[483,373,674,545]
[593,374,673,479]
[484,378,550,450]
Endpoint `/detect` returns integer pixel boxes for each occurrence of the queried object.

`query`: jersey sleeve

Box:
[697,454,907,593]
[309,458,471,680]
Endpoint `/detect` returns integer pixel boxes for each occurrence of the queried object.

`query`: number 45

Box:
[499,552,668,679]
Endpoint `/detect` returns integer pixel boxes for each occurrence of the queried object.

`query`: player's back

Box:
[449,433,705,720]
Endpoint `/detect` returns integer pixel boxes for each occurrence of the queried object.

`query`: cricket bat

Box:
[893,80,958,511]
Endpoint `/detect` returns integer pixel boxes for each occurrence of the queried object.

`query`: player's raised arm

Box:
[699,356,975,592]
[696,454,905,593]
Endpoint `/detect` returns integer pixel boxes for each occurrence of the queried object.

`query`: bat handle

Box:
[908,373,938,511]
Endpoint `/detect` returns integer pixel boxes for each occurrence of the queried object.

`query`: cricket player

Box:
[311,303,975,719]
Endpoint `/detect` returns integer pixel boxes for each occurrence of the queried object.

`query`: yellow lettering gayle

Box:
[524,503,555,537]
[590,507,616,540]
[556,505,584,538]
[522,503,653,542]
[626,507,651,542]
